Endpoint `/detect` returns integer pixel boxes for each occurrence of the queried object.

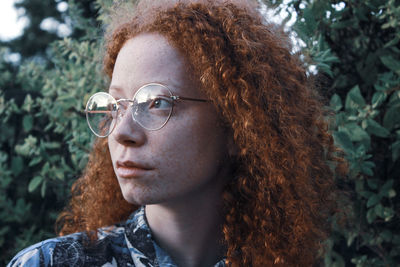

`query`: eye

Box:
[149,97,172,109]
[107,103,118,111]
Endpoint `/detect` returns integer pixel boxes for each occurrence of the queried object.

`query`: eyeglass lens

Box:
[85,84,174,137]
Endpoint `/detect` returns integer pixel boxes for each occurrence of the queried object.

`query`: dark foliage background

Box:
[1,0,399,266]
[0,0,98,60]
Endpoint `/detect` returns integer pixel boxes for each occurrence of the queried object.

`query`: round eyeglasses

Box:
[85,83,208,137]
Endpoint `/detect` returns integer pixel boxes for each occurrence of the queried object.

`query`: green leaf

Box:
[371,91,387,108]
[41,180,47,198]
[347,232,358,247]
[380,55,400,73]
[383,105,400,130]
[22,94,34,112]
[355,144,367,157]
[375,203,384,218]
[366,207,377,224]
[41,162,50,174]
[43,142,61,149]
[54,171,64,180]
[388,90,400,105]
[383,207,395,222]
[367,194,380,208]
[340,123,370,143]
[366,119,390,138]
[374,83,388,92]
[28,157,42,167]
[28,176,43,192]
[317,62,333,77]
[384,35,400,48]
[330,94,342,112]
[361,161,374,176]
[345,85,366,109]
[333,130,354,152]
[22,115,33,132]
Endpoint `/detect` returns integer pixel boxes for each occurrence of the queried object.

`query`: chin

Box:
[117,176,186,206]
[120,188,166,206]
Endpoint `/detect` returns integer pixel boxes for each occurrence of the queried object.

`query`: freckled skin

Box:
[108,33,231,206]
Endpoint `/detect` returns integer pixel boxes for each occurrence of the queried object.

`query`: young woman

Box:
[8,0,345,266]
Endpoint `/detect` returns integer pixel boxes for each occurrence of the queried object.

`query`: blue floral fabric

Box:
[7,206,226,267]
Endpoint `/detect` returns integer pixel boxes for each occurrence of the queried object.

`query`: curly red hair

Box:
[57,1,346,266]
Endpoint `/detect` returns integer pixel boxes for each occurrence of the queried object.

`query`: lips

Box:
[116,160,153,179]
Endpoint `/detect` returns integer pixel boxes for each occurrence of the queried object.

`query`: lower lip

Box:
[116,166,150,178]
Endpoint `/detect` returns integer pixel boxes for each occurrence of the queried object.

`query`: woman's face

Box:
[108,33,231,205]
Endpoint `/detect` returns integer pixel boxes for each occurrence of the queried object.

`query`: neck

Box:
[145,188,226,267]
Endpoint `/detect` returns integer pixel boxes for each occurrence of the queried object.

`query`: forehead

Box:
[110,33,191,96]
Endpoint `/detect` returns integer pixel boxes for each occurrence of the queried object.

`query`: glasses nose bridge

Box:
[116,99,135,119]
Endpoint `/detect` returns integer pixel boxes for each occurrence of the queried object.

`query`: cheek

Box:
[151,114,228,181]
[107,138,119,167]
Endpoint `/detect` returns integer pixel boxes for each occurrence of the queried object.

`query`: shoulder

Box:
[7,226,128,267]
[7,233,82,267]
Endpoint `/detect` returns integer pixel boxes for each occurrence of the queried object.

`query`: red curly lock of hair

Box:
[56,1,346,266]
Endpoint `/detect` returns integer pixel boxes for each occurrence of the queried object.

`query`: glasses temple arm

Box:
[85,110,115,113]
[171,96,208,102]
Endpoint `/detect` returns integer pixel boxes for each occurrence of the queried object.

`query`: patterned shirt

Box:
[7,206,226,267]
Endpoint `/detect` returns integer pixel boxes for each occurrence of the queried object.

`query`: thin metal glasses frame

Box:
[85,83,208,137]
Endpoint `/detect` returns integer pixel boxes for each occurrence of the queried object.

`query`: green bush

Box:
[1,0,399,266]
[266,0,400,265]
[0,1,108,264]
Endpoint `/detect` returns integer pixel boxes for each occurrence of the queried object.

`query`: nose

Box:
[110,106,146,146]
